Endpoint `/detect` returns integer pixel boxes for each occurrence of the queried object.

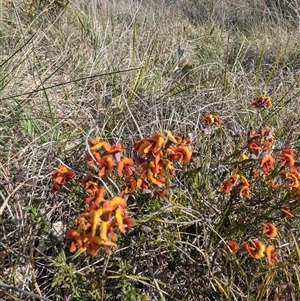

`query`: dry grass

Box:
[1,0,300,300]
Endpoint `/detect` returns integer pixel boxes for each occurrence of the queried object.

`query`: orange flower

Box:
[263,136,274,150]
[65,229,81,253]
[219,179,234,193]
[278,149,295,167]
[115,206,126,233]
[139,159,167,187]
[136,140,152,156]
[147,169,165,187]
[66,192,135,257]
[242,240,266,259]
[264,245,279,264]
[286,173,299,188]
[90,208,104,237]
[117,157,135,177]
[240,175,249,186]
[65,229,89,253]
[85,187,106,208]
[263,223,278,238]
[86,151,102,167]
[51,165,76,193]
[133,133,165,157]
[81,176,99,195]
[98,155,115,176]
[249,140,262,151]
[106,143,124,155]
[87,234,117,256]
[203,114,223,125]
[151,133,166,152]
[52,165,76,185]
[239,185,251,198]
[89,137,111,152]
[219,174,239,193]
[290,169,300,179]
[235,176,251,198]
[224,241,239,255]
[120,176,137,195]
[203,114,214,125]
[261,154,275,173]
[251,95,272,109]
[214,116,223,125]
[168,145,193,162]
[165,130,183,145]
[123,217,136,228]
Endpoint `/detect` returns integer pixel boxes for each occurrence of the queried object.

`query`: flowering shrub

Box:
[51,130,194,256]
[50,95,299,296]
[219,95,300,266]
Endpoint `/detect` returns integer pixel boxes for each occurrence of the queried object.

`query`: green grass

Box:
[1,0,300,300]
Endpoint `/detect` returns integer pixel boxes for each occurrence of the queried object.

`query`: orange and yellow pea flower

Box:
[165,130,183,145]
[219,174,239,193]
[66,194,135,256]
[52,165,76,185]
[266,179,279,189]
[265,245,279,264]
[224,241,239,255]
[251,95,272,109]
[117,157,135,177]
[235,175,251,198]
[263,223,278,238]
[133,133,165,157]
[167,145,193,163]
[203,114,223,125]
[248,127,273,153]
[261,154,275,173]
[120,176,137,195]
[286,172,299,188]
[81,176,99,195]
[106,143,124,155]
[98,155,115,176]
[239,185,251,199]
[278,149,295,168]
[89,137,111,152]
[51,165,76,193]
[249,140,262,151]
[263,136,274,150]
[289,168,300,179]
[242,240,266,259]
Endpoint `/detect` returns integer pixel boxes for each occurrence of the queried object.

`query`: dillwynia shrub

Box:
[50,95,299,270]
[51,130,194,256]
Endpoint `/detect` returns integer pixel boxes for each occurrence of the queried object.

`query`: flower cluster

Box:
[225,223,279,264]
[220,96,299,215]
[51,130,194,256]
[50,165,76,193]
[65,185,135,256]
[219,174,251,198]
[132,130,193,196]
[220,96,299,265]
[85,131,193,198]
